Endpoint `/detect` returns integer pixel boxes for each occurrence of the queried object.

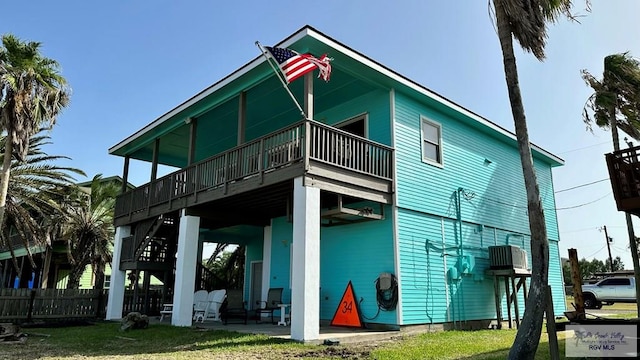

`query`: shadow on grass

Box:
[4,321,294,360]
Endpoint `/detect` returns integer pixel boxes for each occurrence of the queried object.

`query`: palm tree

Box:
[0,132,84,278]
[62,175,119,289]
[582,52,640,314]
[0,34,70,236]
[491,1,576,358]
[206,244,245,290]
[582,53,640,147]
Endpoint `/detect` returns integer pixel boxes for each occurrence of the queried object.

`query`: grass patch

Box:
[371,330,567,360]
[2,321,306,360]
[0,321,571,360]
[565,295,638,317]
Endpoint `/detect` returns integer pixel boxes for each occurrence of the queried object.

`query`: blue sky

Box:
[2,1,639,268]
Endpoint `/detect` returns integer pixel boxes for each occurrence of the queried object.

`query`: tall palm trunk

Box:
[67,263,85,289]
[610,105,621,151]
[0,135,14,233]
[94,262,105,290]
[495,5,549,360]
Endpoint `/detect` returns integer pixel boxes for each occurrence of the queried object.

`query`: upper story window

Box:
[421,116,443,166]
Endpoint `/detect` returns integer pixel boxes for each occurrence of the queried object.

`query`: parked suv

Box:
[581,276,637,309]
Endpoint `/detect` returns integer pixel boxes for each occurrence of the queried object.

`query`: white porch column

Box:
[291,177,320,341]
[106,225,130,320]
[172,210,200,326]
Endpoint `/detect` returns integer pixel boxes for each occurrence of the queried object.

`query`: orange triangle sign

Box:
[330,281,363,328]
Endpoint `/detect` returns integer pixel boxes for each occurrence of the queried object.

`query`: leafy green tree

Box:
[205,244,245,290]
[605,256,625,272]
[579,258,606,280]
[0,34,70,237]
[564,257,625,286]
[62,174,119,289]
[582,52,640,314]
[490,1,577,358]
[562,262,572,285]
[0,132,83,274]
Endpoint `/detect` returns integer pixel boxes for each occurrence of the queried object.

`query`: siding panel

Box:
[269,207,396,325]
[394,92,559,236]
[394,91,564,325]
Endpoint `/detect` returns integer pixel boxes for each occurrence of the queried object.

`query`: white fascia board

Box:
[108,29,312,155]
[303,29,564,166]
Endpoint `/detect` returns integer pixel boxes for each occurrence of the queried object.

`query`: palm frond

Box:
[582,52,640,141]
[1,34,70,162]
[493,0,578,61]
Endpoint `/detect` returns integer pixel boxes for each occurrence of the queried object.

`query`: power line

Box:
[583,245,606,259]
[555,178,609,193]
[471,190,611,211]
[560,227,600,234]
[555,192,611,210]
[611,245,629,252]
[557,141,610,155]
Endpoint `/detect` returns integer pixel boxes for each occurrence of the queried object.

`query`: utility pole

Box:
[600,226,615,272]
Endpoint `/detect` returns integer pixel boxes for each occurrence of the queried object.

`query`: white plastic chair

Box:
[198,289,226,322]
[159,303,173,322]
[192,289,209,321]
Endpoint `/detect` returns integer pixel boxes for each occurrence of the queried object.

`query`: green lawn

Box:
[4,298,635,360]
[0,321,572,360]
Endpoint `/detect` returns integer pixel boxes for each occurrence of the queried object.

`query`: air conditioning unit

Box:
[489,245,528,270]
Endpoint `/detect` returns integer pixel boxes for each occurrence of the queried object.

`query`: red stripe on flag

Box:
[280,54,317,83]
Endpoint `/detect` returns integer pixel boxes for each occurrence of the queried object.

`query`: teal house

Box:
[106,26,565,341]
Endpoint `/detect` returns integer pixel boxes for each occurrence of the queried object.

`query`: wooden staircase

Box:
[120,213,178,271]
[119,213,216,309]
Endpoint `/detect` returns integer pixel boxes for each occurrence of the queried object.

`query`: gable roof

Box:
[109,25,563,166]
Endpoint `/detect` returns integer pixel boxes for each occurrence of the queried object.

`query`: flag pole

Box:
[255,41,307,119]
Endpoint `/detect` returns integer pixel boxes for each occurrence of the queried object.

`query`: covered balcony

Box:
[114,119,394,227]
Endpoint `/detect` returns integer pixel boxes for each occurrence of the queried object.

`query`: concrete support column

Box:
[172,210,200,326]
[106,226,131,320]
[290,177,320,341]
[261,224,272,305]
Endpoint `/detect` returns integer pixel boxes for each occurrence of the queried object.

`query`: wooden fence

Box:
[122,289,164,316]
[0,288,107,322]
[0,288,169,322]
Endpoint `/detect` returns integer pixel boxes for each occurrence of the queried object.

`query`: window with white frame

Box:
[421,117,442,165]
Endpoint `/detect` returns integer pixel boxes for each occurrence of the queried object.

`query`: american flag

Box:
[266,46,332,83]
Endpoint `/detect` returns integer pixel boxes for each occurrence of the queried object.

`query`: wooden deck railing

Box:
[115,120,393,218]
[309,121,393,178]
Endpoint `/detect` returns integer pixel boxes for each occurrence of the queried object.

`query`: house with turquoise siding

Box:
[105,26,565,341]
